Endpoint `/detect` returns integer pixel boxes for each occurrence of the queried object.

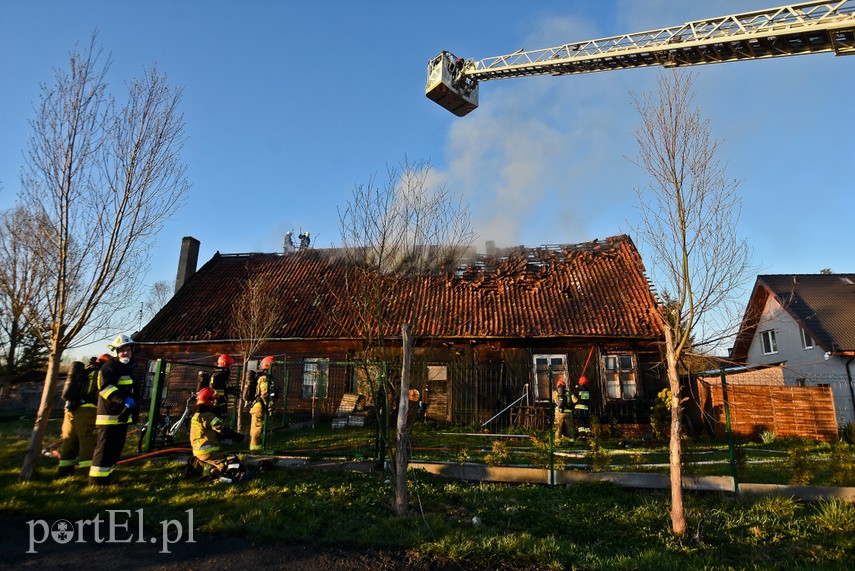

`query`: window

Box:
[760,330,778,355]
[302,359,329,399]
[602,354,637,399]
[796,378,806,387]
[799,327,814,350]
[532,355,566,401]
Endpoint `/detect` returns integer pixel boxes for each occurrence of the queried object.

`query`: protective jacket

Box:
[95,358,138,426]
[190,411,226,459]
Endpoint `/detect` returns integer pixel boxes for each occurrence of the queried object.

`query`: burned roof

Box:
[135,234,662,344]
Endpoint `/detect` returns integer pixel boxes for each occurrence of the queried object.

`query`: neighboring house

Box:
[730,274,855,428]
[135,234,667,433]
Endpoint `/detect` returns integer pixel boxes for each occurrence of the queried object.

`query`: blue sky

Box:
[1,1,853,356]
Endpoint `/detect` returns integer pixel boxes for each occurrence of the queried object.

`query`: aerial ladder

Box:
[426,0,855,116]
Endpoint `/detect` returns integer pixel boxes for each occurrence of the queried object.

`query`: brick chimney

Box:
[174,236,200,293]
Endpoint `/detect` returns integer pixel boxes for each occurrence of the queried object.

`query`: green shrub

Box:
[786,445,816,485]
[829,442,855,487]
[760,430,776,444]
[484,440,510,467]
[649,388,671,442]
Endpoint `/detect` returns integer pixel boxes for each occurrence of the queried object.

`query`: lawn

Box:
[2,412,854,570]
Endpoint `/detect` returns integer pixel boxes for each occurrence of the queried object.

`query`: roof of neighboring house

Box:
[135,234,663,345]
[731,273,855,359]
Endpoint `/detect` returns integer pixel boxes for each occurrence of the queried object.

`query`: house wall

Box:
[136,338,668,430]
[745,296,855,426]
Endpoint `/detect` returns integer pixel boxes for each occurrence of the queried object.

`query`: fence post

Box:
[720,368,739,493]
[281,358,289,428]
[142,359,165,453]
[548,366,555,486]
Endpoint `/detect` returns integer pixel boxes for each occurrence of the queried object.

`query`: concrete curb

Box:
[407,461,855,501]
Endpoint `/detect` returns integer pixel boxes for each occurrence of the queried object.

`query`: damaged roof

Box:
[135,234,662,344]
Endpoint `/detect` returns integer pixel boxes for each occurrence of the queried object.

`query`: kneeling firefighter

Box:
[188,387,247,480]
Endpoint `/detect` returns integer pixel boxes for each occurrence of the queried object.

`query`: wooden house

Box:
[134,234,667,433]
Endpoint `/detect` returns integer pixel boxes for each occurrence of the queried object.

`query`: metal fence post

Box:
[142,359,165,453]
[720,368,740,493]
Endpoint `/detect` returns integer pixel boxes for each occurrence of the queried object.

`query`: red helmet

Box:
[197,387,217,407]
[97,353,112,363]
[217,354,235,368]
[260,356,274,370]
[578,375,588,386]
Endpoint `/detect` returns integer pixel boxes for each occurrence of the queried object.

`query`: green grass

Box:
[3,416,854,569]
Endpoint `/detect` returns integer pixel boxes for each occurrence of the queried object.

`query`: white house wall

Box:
[746,295,855,427]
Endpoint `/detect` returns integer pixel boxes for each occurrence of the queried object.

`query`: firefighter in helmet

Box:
[249,356,276,453]
[89,335,139,486]
[571,375,591,439]
[210,354,237,419]
[188,387,245,477]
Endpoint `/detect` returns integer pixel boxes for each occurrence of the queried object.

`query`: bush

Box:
[787,446,816,485]
[484,440,510,467]
[829,442,855,487]
[760,430,776,445]
[649,388,671,442]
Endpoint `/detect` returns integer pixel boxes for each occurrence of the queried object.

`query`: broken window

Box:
[602,354,637,400]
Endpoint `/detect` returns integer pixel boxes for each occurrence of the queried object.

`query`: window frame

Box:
[601,353,638,400]
[301,358,329,400]
[799,327,814,350]
[531,354,567,402]
[760,330,778,355]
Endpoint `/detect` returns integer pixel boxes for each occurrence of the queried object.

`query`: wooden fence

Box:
[699,383,838,441]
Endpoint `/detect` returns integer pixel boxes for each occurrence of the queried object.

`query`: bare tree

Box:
[631,71,752,535]
[142,280,172,322]
[335,157,475,515]
[16,34,189,480]
[0,207,44,376]
[231,267,289,431]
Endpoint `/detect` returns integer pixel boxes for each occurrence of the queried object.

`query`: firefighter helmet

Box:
[108,334,134,353]
[578,375,588,386]
[260,356,274,370]
[197,387,217,407]
[97,353,112,363]
[217,354,235,368]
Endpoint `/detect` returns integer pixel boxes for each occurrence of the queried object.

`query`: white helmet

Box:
[109,334,134,353]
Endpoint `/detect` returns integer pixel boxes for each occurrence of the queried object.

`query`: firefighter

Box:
[572,375,591,439]
[249,356,276,453]
[88,335,139,486]
[210,354,237,419]
[188,387,245,478]
[57,354,112,476]
[553,376,572,440]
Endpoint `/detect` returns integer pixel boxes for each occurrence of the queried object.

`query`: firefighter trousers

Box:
[88,424,129,486]
[58,406,97,476]
[249,406,265,452]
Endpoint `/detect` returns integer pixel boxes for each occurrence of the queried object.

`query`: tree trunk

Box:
[395,323,412,516]
[664,326,686,535]
[20,351,62,481]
